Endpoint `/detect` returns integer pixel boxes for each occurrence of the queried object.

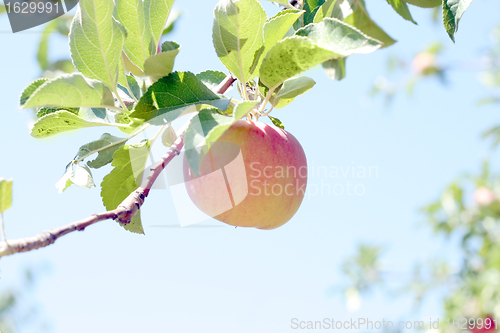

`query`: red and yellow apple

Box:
[183,120,307,229]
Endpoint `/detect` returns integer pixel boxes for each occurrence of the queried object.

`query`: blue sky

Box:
[1,1,500,332]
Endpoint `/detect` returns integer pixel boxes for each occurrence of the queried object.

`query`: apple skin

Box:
[183,120,308,230]
[403,0,441,8]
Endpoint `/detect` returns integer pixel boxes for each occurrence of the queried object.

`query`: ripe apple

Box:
[183,120,307,229]
[403,0,442,8]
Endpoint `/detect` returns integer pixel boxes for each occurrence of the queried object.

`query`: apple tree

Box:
[0,0,476,263]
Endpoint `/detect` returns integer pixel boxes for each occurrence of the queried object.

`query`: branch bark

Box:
[0,136,185,259]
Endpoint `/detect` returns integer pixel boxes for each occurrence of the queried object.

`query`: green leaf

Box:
[295,18,383,54]
[144,0,175,49]
[315,0,355,21]
[185,102,257,176]
[21,74,115,109]
[30,111,110,139]
[443,0,474,42]
[342,0,396,48]
[37,107,80,118]
[212,0,267,83]
[264,10,304,52]
[196,70,228,92]
[204,101,257,144]
[261,19,381,89]
[323,58,346,80]
[262,9,304,67]
[272,76,316,108]
[303,0,326,25]
[162,9,181,35]
[69,0,127,90]
[126,74,141,100]
[37,20,58,70]
[78,108,113,123]
[386,0,417,24]
[259,36,334,89]
[20,78,49,106]
[0,179,13,213]
[313,0,337,23]
[115,0,155,71]
[161,125,178,147]
[130,72,231,124]
[75,133,127,169]
[268,115,285,129]
[101,141,151,234]
[276,76,316,100]
[55,163,96,194]
[143,41,181,82]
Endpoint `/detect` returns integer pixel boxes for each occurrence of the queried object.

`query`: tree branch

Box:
[0,133,184,259]
[0,74,237,259]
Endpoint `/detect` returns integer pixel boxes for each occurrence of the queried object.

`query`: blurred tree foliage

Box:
[342,14,500,333]
[0,269,47,333]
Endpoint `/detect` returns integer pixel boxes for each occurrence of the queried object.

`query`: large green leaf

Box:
[21,74,115,109]
[115,0,155,71]
[144,0,175,49]
[69,0,127,90]
[143,41,181,82]
[30,111,110,139]
[443,0,474,42]
[386,0,417,24]
[75,133,127,169]
[0,179,13,213]
[342,0,396,48]
[212,0,267,83]
[130,72,230,124]
[260,18,381,89]
[259,36,335,89]
[295,18,383,55]
[101,141,151,234]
